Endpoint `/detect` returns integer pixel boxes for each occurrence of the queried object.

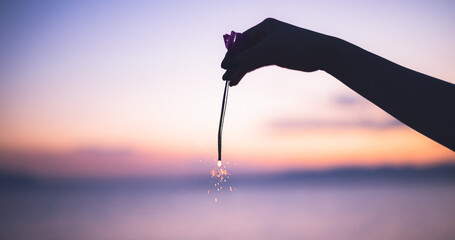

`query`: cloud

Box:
[271,118,404,130]
[332,93,369,106]
[267,92,405,131]
[0,147,197,178]
[73,147,133,157]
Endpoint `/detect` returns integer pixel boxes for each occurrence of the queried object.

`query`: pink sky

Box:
[0,0,454,178]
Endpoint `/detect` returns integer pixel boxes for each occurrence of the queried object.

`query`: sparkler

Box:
[218,31,241,166]
[210,31,240,203]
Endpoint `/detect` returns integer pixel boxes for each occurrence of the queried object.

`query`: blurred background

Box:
[0,0,454,239]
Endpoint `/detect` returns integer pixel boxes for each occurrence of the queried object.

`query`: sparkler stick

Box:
[217,79,229,167]
[218,31,241,167]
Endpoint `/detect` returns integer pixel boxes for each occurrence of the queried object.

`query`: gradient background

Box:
[0,1,455,239]
[1,0,454,178]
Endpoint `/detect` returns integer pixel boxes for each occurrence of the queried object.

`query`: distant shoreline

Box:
[1,162,454,191]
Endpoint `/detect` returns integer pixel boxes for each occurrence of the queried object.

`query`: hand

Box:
[221,18,332,86]
[220,18,455,151]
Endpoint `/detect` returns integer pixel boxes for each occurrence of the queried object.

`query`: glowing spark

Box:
[208,159,235,202]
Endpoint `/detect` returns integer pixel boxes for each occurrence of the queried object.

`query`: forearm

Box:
[221,18,455,150]
[322,36,455,151]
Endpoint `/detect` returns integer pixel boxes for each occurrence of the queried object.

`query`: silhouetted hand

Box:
[220,18,455,151]
[221,18,331,86]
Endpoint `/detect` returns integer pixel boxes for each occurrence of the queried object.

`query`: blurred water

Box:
[1,183,455,240]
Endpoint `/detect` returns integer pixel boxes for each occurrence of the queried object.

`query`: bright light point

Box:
[209,160,233,203]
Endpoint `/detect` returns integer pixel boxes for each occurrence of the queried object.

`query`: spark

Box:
[208,159,236,203]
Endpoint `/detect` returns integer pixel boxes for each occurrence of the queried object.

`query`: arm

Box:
[221,18,455,151]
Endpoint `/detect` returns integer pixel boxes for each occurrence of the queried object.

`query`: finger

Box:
[228,39,271,74]
[229,70,246,87]
[222,68,253,86]
[222,68,245,86]
[222,69,233,80]
[222,40,271,86]
[221,19,273,69]
[221,51,237,69]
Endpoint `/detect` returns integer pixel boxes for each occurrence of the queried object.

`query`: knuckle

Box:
[262,18,277,25]
[261,18,281,32]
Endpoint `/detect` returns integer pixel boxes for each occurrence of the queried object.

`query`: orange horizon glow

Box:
[0,1,454,178]
[0,124,452,178]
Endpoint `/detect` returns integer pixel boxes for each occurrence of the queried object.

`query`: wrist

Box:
[318,35,344,73]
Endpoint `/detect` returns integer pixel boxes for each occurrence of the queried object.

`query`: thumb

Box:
[224,40,271,77]
[222,41,271,86]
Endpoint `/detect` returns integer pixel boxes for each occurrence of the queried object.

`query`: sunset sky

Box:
[0,0,454,178]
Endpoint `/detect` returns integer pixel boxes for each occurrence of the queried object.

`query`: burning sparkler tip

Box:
[217,160,222,167]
